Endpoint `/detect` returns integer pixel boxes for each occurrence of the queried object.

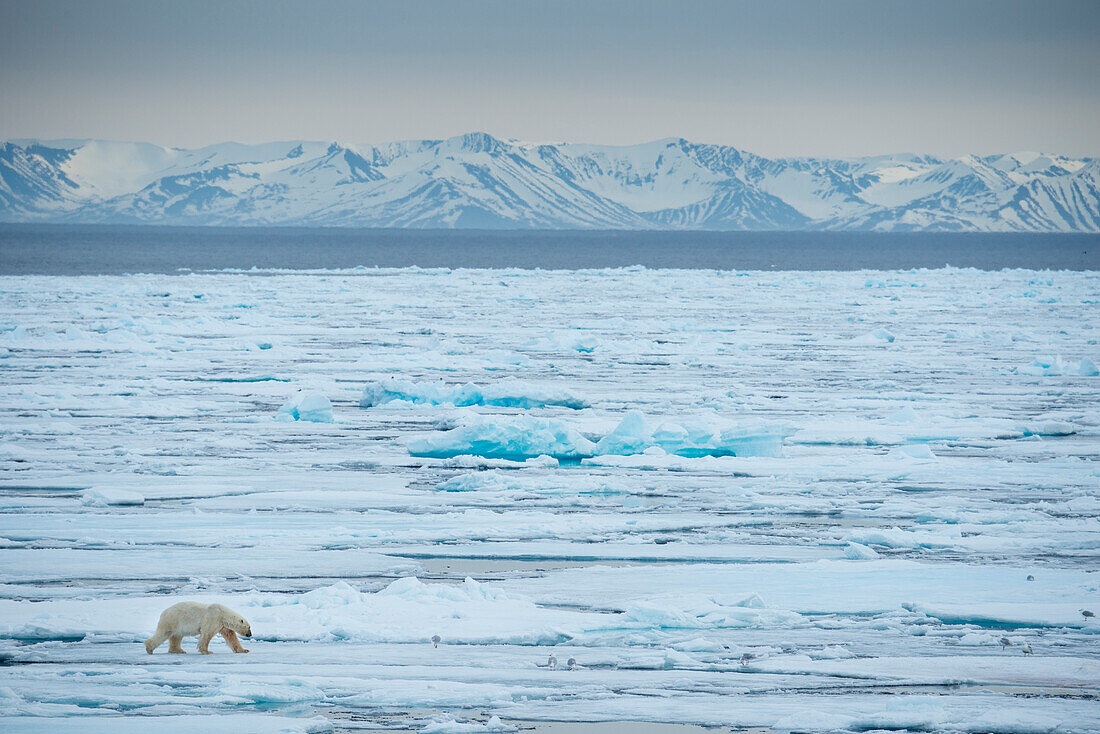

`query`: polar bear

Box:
[144,602,252,655]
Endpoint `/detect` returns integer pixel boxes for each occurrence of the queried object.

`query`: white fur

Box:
[145,602,252,654]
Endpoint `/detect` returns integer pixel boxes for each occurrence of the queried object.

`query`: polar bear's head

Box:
[214,605,251,637]
[231,614,252,637]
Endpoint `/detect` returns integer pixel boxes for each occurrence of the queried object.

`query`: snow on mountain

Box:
[0,133,1096,231]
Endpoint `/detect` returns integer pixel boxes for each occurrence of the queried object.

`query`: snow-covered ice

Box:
[1,266,1098,732]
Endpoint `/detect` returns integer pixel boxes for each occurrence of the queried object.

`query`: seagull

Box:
[1022,643,1033,655]
[739,653,756,667]
[999,636,1012,650]
[431,634,441,648]
[1081,610,1095,620]
[1026,575,1035,581]
[567,657,576,671]
[547,654,558,670]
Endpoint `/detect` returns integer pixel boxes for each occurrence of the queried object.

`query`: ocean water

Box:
[0,224,1097,273]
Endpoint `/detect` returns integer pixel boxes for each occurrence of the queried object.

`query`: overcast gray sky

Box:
[1,0,1097,157]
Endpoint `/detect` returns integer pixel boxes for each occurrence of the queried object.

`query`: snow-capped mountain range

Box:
[2,133,1098,231]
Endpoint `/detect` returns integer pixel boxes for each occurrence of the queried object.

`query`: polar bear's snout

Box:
[241,624,252,637]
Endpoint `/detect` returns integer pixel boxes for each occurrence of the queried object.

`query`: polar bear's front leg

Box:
[168,635,185,653]
[220,628,250,653]
[197,630,216,654]
[145,631,168,654]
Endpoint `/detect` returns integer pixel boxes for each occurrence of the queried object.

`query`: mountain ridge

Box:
[2,133,1097,231]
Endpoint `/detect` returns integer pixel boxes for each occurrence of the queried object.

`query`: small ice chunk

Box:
[844,541,881,560]
[276,392,334,423]
[812,645,856,659]
[735,593,766,608]
[421,716,516,733]
[81,488,145,507]
[297,580,364,608]
[525,455,560,468]
[888,444,937,460]
[594,410,652,455]
[854,328,896,344]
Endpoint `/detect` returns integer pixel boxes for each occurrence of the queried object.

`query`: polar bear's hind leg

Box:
[221,628,249,653]
[197,629,216,654]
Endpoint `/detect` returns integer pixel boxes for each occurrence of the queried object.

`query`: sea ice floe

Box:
[360,378,588,409]
[251,577,593,645]
[1,715,334,734]
[620,594,801,630]
[497,559,1100,625]
[409,416,596,460]
[2,267,1098,732]
[522,330,601,353]
[435,454,560,469]
[0,547,418,583]
[409,410,790,460]
[888,444,937,460]
[420,715,516,733]
[79,488,144,507]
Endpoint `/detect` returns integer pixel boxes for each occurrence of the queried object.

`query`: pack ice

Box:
[1,266,1098,733]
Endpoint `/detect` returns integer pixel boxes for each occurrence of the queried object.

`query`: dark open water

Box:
[0,225,1096,274]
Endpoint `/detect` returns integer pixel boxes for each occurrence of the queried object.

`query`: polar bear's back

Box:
[156,601,211,636]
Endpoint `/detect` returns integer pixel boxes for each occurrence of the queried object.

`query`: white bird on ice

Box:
[547,654,558,670]
[431,634,441,648]
[567,657,576,671]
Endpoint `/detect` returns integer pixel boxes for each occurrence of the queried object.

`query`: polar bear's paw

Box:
[221,628,250,653]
